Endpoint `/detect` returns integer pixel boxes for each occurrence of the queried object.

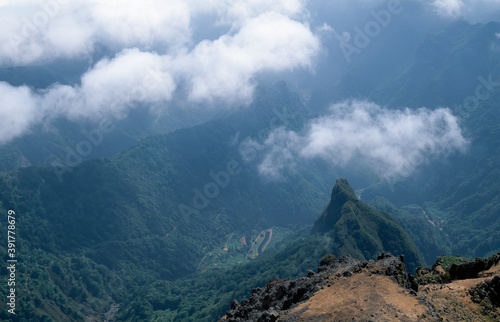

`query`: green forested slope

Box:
[311,179,424,270]
[0,84,334,320]
[118,179,424,321]
[0,19,498,322]
[360,22,500,263]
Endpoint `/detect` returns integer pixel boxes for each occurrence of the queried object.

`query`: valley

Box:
[0,2,499,321]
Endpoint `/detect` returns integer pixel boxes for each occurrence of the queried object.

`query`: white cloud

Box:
[430,0,500,21]
[0,0,193,66]
[431,0,464,18]
[0,0,320,143]
[181,12,319,103]
[215,0,304,26]
[40,48,176,121]
[0,0,308,66]
[90,0,192,51]
[0,82,39,144]
[0,1,93,65]
[251,100,468,179]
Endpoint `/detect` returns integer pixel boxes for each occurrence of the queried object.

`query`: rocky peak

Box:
[309,178,425,271]
[311,178,358,234]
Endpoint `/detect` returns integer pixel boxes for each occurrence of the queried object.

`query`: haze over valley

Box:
[0,0,499,320]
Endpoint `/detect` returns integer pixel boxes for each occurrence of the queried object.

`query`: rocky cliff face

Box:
[221,253,500,321]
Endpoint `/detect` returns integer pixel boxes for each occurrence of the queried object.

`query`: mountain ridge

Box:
[311,179,424,271]
[222,252,500,321]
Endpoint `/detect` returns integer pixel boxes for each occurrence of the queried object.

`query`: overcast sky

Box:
[0,0,497,176]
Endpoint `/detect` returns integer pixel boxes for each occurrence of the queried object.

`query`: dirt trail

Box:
[286,272,432,321]
[284,262,500,321]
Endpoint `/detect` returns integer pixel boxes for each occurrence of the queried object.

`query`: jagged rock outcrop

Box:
[449,253,500,280]
[470,276,500,311]
[220,254,417,321]
[221,253,500,321]
[416,253,500,285]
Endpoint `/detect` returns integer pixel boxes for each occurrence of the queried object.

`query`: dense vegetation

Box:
[360,26,500,261]
[0,19,498,322]
[119,179,423,321]
[0,84,336,320]
[312,179,424,271]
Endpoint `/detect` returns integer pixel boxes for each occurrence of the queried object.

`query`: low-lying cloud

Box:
[431,0,465,18]
[0,0,497,144]
[179,11,318,103]
[430,0,500,21]
[248,100,468,179]
[0,0,319,143]
[0,82,39,144]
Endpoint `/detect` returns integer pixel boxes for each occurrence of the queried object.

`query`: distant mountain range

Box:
[0,17,498,322]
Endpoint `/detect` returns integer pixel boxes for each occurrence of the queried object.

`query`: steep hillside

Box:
[0,105,215,173]
[356,21,500,263]
[0,84,334,320]
[371,21,500,108]
[118,179,424,321]
[362,88,500,262]
[312,179,424,271]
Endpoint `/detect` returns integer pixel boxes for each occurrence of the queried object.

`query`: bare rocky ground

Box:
[220,253,500,322]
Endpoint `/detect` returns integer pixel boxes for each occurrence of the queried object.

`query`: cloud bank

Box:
[430,0,500,21]
[0,0,319,143]
[247,100,468,179]
[0,0,497,144]
[431,0,465,18]
[0,82,39,144]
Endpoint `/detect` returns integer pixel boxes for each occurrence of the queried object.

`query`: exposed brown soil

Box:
[285,273,430,321]
[222,255,500,322]
[283,263,500,322]
[419,263,500,322]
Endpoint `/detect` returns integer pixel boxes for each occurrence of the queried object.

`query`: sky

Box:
[0,0,498,176]
[430,0,500,20]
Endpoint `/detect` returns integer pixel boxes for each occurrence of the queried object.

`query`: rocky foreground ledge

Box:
[220,253,500,321]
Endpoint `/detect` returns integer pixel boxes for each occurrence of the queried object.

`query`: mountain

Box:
[308,20,500,113]
[117,179,424,320]
[311,179,424,271]
[222,252,500,321]
[342,20,500,263]
[0,104,219,173]
[370,21,500,108]
[0,83,336,320]
[0,12,499,322]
